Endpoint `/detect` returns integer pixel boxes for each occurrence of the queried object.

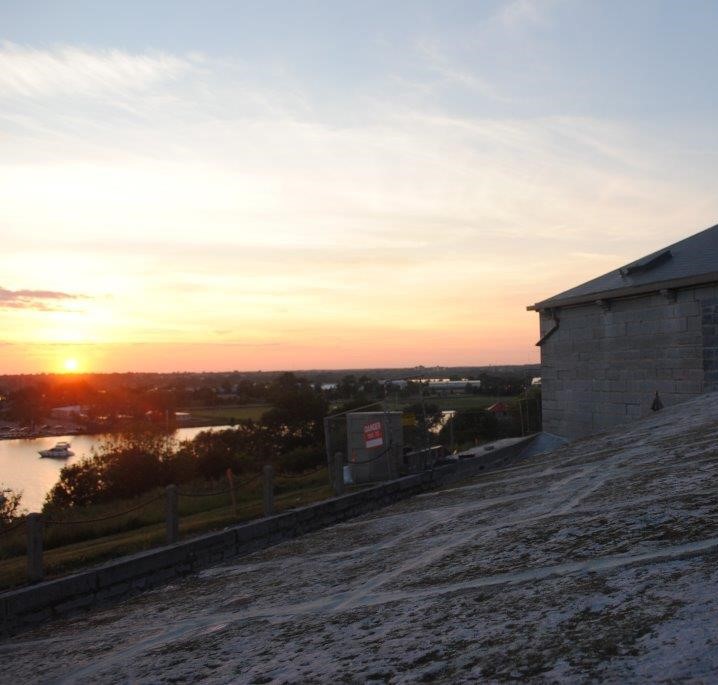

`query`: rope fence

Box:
[177,486,232,498]
[45,493,165,526]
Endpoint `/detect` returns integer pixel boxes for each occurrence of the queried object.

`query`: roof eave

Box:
[527,270,718,312]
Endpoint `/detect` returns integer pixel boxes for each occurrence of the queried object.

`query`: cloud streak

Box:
[0,286,88,310]
[0,42,194,99]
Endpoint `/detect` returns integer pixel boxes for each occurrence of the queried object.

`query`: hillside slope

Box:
[4,392,718,682]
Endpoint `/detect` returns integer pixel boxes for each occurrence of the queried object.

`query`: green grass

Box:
[382,395,516,412]
[187,404,270,422]
[0,468,341,590]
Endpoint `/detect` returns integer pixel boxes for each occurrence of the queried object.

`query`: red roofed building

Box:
[486,402,510,418]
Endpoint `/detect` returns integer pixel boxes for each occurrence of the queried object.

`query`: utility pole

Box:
[419,377,429,449]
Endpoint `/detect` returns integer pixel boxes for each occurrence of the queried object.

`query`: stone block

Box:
[3,571,98,617]
[53,593,97,616]
[675,301,700,316]
[625,404,642,419]
[95,581,131,602]
[685,316,701,332]
[605,323,627,337]
[627,320,660,336]
[694,285,718,300]
[672,368,704,381]
[659,318,687,334]
[674,380,703,394]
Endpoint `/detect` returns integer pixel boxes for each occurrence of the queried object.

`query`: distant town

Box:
[0,365,540,440]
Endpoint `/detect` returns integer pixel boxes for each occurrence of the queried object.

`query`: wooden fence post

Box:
[226,468,238,517]
[26,513,44,584]
[165,484,179,544]
[333,451,345,496]
[263,464,274,517]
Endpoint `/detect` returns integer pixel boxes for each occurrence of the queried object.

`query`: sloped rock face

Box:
[4,393,718,683]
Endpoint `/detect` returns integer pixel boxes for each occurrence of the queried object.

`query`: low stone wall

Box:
[0,434,537,637]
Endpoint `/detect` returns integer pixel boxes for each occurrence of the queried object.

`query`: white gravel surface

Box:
[4,393,718,683]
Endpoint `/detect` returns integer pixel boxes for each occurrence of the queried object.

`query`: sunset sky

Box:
[1,1,717,373]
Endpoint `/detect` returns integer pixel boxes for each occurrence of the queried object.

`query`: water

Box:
[434,410,456,433]
[0,426,232,512]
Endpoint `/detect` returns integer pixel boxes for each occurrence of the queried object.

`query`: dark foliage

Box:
[0,486,24,525]
[47,429,176,507]
[403,402,443,450]
[440,409,499,447]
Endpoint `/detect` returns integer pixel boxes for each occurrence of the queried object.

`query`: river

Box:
[0,426,232,512]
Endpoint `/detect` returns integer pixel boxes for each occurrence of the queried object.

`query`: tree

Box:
[46,461,103,508]
[0,486,24,525]
[7,384,49,426]
[262,373,328,451]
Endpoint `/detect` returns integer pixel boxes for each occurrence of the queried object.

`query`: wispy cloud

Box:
[0,287,88,310]
[494,0,554,31]
[0,33,716,369]
[414,38,512,103]
[0,42,195,99]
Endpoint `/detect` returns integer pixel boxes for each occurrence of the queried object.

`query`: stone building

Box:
[528,223,718,440]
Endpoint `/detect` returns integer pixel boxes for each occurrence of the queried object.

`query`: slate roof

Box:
[529,222,718,311]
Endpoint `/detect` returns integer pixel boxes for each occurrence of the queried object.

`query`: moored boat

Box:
[39,441,74,458]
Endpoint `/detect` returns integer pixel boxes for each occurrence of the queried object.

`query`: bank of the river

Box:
[0,425,232,513]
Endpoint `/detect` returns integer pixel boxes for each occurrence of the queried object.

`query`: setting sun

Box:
[63,358,79,373]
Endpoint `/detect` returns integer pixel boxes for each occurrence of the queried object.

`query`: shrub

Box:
[277,446,324,474]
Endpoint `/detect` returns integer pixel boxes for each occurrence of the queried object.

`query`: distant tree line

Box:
[0,375,286,428]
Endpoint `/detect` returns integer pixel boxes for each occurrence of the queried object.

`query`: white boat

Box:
[39,441,74,458]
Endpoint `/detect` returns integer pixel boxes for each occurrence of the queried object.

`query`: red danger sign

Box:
[363,420,384,448]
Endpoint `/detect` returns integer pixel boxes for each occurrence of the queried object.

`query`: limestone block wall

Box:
[540,284,718,440]
[703,297,718,392]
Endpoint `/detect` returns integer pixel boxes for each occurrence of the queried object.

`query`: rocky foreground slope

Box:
[4,393,718,683]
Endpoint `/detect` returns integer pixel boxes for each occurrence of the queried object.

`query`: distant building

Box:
[528,223,718,440]
[50,405,86,421]
[413,379,482,394]
[384,380,408,390]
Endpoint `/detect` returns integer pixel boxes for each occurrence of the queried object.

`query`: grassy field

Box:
[187,404,270,422]
[382,394,516,412]
[0,468,336,590]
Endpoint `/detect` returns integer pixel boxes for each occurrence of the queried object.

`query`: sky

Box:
[1,0,717,374]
